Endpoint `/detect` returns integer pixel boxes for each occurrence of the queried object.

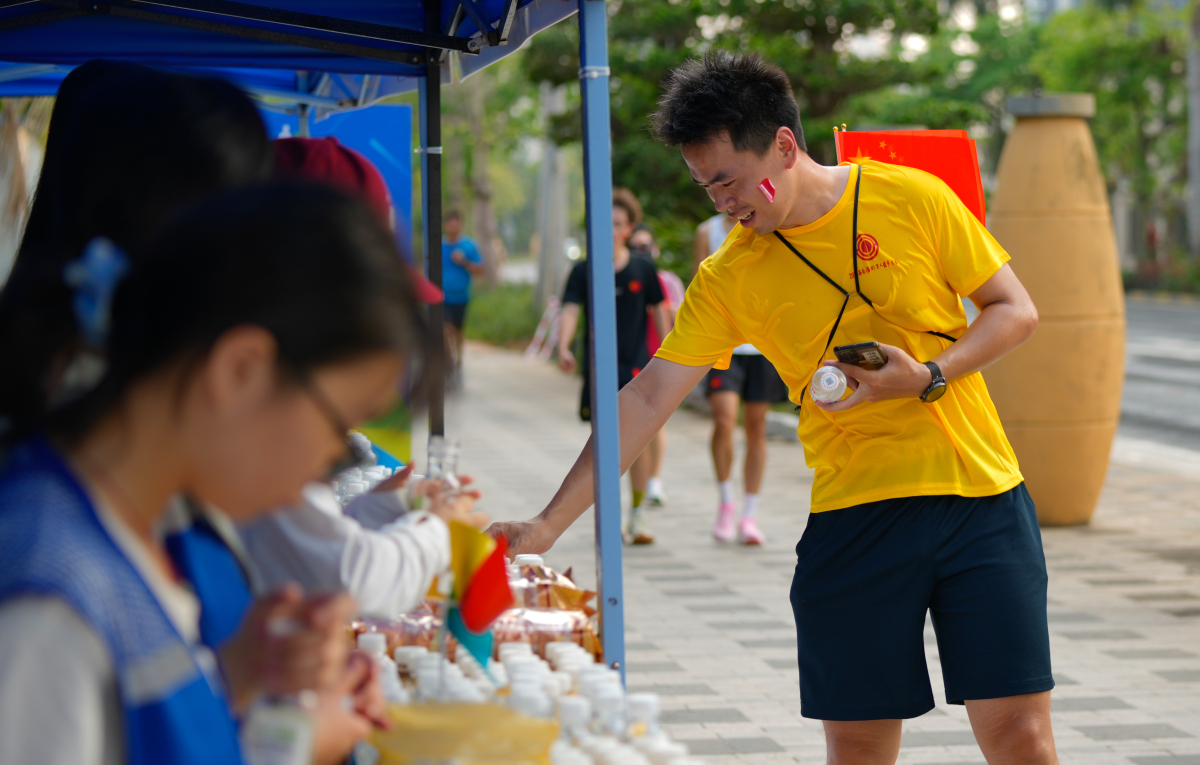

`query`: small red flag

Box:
[834,129,986,224]
[459,535,514,633]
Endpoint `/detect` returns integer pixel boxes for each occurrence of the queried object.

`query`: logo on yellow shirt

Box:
[856,233,880,261]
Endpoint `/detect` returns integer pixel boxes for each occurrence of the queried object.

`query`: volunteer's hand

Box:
[451,250,466,266]
[218,585,358,711]
[310,652,389,765]
[814,343,934,412]
[372,464,414,493]
[426,474,489,530]
[486,517,555,556]
[558,348,576,374]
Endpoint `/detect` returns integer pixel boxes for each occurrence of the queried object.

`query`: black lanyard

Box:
[771,165,957,403]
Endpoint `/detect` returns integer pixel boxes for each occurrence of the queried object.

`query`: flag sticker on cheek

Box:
[758,178,776,203]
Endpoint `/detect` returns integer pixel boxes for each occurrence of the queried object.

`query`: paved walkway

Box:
[418,342,1200,764]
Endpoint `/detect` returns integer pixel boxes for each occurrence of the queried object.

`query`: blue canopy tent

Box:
[0,0,628,676]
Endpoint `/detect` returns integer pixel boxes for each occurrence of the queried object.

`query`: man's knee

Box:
[978,716,1055,763]
[968,694,1057,764]
[823,719,901,765]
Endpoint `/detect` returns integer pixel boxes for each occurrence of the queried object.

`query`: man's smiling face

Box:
[682,129,786,235]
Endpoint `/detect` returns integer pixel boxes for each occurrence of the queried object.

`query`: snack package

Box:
[364,562,602,664]
[509,563,597,616]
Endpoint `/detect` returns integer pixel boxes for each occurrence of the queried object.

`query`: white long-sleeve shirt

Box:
[239,484,449,619]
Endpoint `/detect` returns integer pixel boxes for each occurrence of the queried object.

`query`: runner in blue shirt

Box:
[442,210,484,386]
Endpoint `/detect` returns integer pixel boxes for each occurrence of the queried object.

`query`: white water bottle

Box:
[357,632,409,704]
[426,436,463,494]
[810,365,847,403]
[240,691,316,765]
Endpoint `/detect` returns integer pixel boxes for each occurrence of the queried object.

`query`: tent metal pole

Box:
[577,0,624,680]
[421,0,445,439]
[29,0,481,54]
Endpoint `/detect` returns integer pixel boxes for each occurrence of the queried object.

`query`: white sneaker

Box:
[626,511,655,545]
[646,483,666,507]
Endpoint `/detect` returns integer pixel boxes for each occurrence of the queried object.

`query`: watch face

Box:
[923,382,947,403]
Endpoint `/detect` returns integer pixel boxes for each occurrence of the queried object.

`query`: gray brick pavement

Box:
[420,343,1200,764]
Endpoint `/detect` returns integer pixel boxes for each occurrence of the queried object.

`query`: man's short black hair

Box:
[650,51,806,155]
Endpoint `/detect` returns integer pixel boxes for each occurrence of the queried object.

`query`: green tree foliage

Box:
[523,0,947,278]
[1030,2,1186,262]
[440,57,545,258]
[513,0,1187,278]
[838,6,1040,173]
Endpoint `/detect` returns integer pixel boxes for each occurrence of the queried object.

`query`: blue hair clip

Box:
[63,237,131,349]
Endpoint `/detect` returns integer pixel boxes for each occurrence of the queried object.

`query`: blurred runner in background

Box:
[630,224,684,508]
[442,210,483,389]
[693,214,788,545]
[557,190,670,544]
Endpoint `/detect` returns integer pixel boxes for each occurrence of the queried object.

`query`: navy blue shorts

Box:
[790,484,1053,721]
[443,302,468,329]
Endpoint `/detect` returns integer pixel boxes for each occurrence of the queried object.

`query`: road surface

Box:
[1123,299,1200,452]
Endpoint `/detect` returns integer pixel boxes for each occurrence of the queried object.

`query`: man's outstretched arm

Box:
[488,357,711,554]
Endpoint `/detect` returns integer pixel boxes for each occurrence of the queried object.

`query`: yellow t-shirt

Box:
[657,161,1023,512]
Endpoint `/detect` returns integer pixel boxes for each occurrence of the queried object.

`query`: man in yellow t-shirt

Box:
[490,51,1058,764]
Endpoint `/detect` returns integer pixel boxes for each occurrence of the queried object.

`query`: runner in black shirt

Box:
[557,188,669,544]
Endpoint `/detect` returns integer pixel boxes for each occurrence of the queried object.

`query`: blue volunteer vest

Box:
[0,439,245,765]
[164,507,254,650]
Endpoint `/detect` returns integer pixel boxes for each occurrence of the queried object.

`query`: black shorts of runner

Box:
[579,364,637,422]
[443,302,468,329]
[790,483,1053,721]
[705,354,789,403]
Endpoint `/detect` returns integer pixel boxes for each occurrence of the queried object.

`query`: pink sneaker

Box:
[738,517,764,546]
[713,502,737,542]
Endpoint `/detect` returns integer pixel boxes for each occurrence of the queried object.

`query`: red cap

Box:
[273,136,443,304]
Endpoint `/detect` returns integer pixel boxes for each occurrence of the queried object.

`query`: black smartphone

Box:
[834,341,889,371]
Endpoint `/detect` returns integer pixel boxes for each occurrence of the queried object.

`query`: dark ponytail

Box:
[34,182,433,445]
[0,62,273,435]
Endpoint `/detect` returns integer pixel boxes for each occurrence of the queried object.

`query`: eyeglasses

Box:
[296,373,372,480]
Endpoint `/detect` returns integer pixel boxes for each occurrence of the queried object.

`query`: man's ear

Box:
[777,126,801,169]
[201,326,279,416]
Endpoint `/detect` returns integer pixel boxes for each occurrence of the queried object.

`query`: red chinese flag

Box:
[834,129,987,224]
[459,535,514,633]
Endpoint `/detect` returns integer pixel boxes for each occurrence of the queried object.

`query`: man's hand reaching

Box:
[485,518,556,556]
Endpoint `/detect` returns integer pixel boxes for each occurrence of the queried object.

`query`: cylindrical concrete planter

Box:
[984,93,1126,526]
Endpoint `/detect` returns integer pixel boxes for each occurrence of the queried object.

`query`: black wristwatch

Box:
[920,360,947,403]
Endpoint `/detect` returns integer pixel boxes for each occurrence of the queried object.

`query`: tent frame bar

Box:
[420,0,446,440]
[576,0,625,681]
[0,62,65,83]
[2,0,491,62]
[455,0,516,47]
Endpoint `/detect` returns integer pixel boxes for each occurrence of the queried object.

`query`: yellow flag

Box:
[448,520,496,601]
